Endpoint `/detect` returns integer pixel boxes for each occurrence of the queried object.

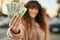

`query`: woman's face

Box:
[28,7,38,18]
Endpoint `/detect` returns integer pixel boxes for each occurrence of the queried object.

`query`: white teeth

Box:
[6,2,27,19]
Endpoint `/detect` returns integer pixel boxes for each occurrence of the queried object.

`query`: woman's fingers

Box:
[12,17,20,33]
[12,16,19,27]
[10,17,21,33]
[9,15,17,27]
[15,17,21,28]
[9,15,19,28]
[9,14,21,33]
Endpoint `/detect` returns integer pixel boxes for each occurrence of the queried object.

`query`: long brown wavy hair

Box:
[22,1,48,34]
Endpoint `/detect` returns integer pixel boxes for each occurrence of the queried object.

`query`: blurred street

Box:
[0,28,11,40]
[0,28,60,40]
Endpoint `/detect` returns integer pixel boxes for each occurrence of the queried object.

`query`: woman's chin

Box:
[30,16,36,19]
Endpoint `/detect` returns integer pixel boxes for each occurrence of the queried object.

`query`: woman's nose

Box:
[32,9,36,13]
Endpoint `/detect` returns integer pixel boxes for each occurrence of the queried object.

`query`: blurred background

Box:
[0,0,60,40]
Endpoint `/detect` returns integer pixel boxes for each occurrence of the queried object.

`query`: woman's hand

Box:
[9,15,21,34]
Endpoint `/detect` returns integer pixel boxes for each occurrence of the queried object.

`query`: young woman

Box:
[7,1,50,40]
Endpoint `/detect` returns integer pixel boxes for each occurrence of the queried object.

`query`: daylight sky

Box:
[38,0,58,17]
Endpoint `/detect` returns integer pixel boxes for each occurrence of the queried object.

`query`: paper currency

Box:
[6,2,27,19]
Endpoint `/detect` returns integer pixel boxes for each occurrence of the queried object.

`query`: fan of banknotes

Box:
[6,2,27,19]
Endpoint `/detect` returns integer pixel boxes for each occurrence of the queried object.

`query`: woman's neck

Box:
[31,18,35,23]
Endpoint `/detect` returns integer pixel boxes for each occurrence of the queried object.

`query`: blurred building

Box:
[56,0,60,18]
[0,0,13,15]
[0,0,3,12]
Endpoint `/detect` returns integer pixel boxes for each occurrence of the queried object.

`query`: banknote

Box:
[6,2,27,19]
